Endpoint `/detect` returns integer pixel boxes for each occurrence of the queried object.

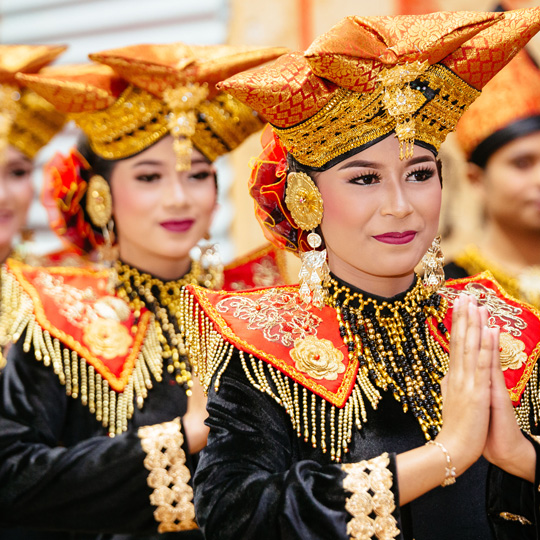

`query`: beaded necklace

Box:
[114,259,215,396]
[326,274,450,439]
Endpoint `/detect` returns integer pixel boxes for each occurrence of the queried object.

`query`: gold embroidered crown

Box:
[456,50,540,159]
[19,44,287,168]
[220,8,540,169]
[0,44,66,160]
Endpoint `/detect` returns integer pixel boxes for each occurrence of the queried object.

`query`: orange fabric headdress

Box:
[219,8,540,253]
[455,50,540,160]
[19,43,287,168]
[0,44,66,160]
[221,9,540,169]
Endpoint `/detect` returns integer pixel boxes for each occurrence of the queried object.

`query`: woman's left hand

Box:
[483,326,536,482]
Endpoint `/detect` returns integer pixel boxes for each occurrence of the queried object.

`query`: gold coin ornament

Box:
[86,174,112,228]
[285,171,323,231]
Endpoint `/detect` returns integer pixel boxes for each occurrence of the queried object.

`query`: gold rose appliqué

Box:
[499,332,527,371]
[83,318,133,359]
[290,335,345,381]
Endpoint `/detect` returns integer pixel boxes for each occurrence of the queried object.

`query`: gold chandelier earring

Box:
[86,174,117,269]
[421,235,445,293]
[285,171,328,308]
[195,232,224,290]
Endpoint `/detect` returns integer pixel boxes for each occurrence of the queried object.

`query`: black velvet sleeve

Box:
[194,351,402,540]
[487,433,540,540]
[0,334,171,535]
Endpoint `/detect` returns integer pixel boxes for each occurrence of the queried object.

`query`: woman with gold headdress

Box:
[179,9,540,540]
[0,43,286,539]
[446,50,540,309]
[0,45,67,372]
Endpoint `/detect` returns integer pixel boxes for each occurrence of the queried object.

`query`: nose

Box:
[163,174,189,207]
[380,179,414,218]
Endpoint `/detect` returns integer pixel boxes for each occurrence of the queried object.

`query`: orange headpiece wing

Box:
[219,8,540,253]
[456,51,540,159]
[0,44,67,159]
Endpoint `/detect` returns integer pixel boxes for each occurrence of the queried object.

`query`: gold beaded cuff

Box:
[342,453,400,540]
[138,418,198,533]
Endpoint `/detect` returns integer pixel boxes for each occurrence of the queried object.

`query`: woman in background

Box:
[446,50,540,309]
[0,44,66,373]
[0,42,285,539]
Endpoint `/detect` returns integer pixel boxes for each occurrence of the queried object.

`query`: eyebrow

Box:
[338,155,436,170]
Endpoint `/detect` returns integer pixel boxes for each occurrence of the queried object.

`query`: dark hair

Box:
[76,135,119,185]
[470,115,540,169]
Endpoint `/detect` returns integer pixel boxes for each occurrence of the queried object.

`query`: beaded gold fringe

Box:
[0,266,166,437]
[182,289,540,461]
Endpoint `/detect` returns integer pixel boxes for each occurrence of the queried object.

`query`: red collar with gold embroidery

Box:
[188,272,540,408]
[6,259,151,392]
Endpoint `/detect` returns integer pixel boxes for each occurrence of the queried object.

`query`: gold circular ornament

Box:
[290,335,345,381]
[499,332,527,371]
[86,174,112,228]
[285,171,323,231]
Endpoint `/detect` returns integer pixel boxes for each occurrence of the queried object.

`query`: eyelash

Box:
[136,173,161,183]
[347,167,435,185]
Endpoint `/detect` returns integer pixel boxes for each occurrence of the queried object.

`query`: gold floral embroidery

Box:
[440,282,527,337]
[290,335,345,381]
[499,512,532,526]
[82,319,133,359]
[499,333,527,371]
[215,289,322,347]
[342,453,399,540]
[138,418,197,533]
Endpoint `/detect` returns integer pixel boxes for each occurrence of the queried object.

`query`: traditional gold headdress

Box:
[19,44,287,169]
[0,44,66,160]
[218,8,540,254]
[456,50,540,160]
[221,9,540,170]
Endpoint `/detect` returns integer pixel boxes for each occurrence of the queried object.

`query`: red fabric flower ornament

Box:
[249,124,312,255]
[43,150,105,255]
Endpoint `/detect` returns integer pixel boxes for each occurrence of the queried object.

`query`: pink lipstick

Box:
[160,219,194,233]
[373,231,416,245]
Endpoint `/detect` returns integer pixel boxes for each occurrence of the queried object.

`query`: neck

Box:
[0,243,12,265]
[328,256,416,298]
[118,246,191,281]
[479,221,540,272]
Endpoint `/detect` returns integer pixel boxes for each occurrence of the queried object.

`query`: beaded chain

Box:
[326,275,450,439]
[114,259,214,396]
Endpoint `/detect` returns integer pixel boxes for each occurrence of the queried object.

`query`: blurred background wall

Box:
[1,0,539,278]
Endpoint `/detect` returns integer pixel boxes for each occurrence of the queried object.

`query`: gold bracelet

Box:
[427,440,457,487]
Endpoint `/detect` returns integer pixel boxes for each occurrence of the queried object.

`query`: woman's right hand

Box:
[436,293,496,475]
[397,293,496,505]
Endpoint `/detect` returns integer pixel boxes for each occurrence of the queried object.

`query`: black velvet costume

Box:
[0,261,204,540]
[190,276,540,540]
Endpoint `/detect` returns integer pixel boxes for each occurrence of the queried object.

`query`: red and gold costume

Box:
[0,43,286,540]
[181,9,540,540]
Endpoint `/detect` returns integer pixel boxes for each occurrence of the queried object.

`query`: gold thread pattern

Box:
[138,418,197,533]
[214,289,323,347]
[499,332,527,372]
[342,453,399,540]
[499,512,532,526]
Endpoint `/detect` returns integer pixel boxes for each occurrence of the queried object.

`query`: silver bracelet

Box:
[427,440,457,487]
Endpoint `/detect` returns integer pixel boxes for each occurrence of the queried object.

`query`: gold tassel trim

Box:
[138,418,198,532]
[0,266,167,437]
